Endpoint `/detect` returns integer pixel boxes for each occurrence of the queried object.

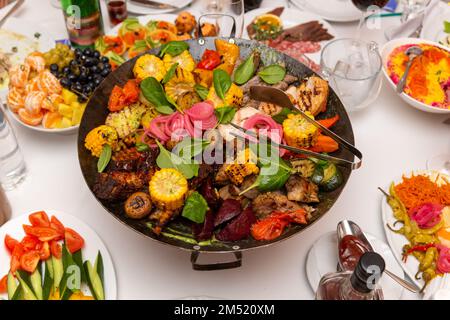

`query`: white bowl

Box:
[381,38,450,114]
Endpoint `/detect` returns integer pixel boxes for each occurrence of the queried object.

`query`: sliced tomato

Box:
[0,275,7,294]
[37,241,51,260]
[10,243,24,273]
[23,225,62,242]
[50,216,65,237]
[21,235,40,252]
[4,234,19,254]
[29,211,50,227]
[50,241,62,259]
[65,228,85,254]
[20,250,40,273]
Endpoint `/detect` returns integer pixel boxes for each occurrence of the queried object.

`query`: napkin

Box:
[384,0,439,40]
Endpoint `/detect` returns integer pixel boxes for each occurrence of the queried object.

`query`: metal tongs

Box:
[231,86,363,170]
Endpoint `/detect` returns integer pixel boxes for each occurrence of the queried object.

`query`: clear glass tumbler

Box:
[0,106,26,190]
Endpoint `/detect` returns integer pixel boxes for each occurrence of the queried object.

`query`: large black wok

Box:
[78,37,355,270]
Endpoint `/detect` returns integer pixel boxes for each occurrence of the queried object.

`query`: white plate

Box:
[0,17,55,101]
[108,13,180,36]
[127,0,192,15]
[290,0,361,22]
[306,231,405,300]
[420,1,450,46]
[0,210,117,300]
[243,7,338,63]
[381,38,450,114]
[381,170,450,291]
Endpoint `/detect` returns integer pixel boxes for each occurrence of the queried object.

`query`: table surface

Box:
[2,0,450,300]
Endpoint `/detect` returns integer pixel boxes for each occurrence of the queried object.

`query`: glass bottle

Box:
[316,252,386,300]
[0,184,11,226]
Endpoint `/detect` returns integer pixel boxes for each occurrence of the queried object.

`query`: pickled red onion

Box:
[437,246,450,273]
[409,203,443,229]
[185,102,215,120]
[243,114,285,156]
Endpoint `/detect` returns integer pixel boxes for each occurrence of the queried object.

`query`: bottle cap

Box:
[351,252,386,293]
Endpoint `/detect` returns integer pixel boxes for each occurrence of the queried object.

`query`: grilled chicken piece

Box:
[93,172,147,200]
[189,164,214,189]
[258,102,282,116]
[215,164,230,185]
[149,208,180,235]
[218,184,241,200]
[285,175,319,203]
[239,175,260,199]
[252,191,302,218]
[297,76,329,116]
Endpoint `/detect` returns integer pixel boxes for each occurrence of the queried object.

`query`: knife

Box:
[130,0,180,10]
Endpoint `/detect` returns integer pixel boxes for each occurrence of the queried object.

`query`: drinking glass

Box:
[0,105,26,190]
[198,0,245,38]
[351,0,389,38]
[320,38,382,112]
[399,0,430,23]
[106,0,128,27]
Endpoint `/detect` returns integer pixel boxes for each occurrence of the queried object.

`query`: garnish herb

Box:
[173,137,210,159]
[213,69,232,100]
[258,64,286,84]
[234,53,255,85]
[97,144,112,173]
[136,142,150,152]
[159,41,189,57]
[182,192,209,223]
[214,106,237,125]
[140,77,174,114]
[162,62,178,84]
[194,84,209,100]
[155,140,199,179]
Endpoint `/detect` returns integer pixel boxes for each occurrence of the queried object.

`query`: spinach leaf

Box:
[272,107,296,124]
[162,62,178,84]
[215,106,237,125]
[173,137,210,159]
[136,142,150,152]
[159,41,189,57]
[234,53,255,85]
[213,69,232,100]
[258,64,286,84]
[256,157,292,192]
[194,84,209,100]
[140,77,174,114]
[155,140,199,179]
[182,192,209,223]
[97,144,112,173]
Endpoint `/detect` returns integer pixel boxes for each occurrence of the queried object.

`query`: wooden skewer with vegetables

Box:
[84,39,344,245]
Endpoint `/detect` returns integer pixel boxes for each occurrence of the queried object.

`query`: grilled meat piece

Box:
[285,175,319,203]
[93,172,148,200]
[297,76,329,116]
[215,164,230,185]
[149,208,180,235]
[189,164,214,189]
[218,184,241,200]
[239,175,260,199]
[279,21,334,42]
[241,74,298,106]
[252,191,302,218]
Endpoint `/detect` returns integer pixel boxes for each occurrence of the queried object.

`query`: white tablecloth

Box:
[2,0,450,300]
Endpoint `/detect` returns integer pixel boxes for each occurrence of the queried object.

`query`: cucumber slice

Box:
[15,272,37,300]
[7,272,18,300]
[45,259,54,279]
[52,255,64,291]
[43,261,53,300]
[11,284,23,300]
[72,250,86,283]
[30,266,43,300]
[94,251,104,286]
[84,261,104,300]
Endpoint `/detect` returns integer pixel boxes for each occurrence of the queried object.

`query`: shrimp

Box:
[18,108,44,126]
[9,64,30,88]
[25,53,46,73]
[38,70,62,95]
[7,87,25,113]
[24,91,46,115]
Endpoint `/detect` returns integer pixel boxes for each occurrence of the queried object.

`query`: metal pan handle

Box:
[197,13,237,41]
[191,251,242,271]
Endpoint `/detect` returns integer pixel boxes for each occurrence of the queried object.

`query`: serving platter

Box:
[78,37,355,257]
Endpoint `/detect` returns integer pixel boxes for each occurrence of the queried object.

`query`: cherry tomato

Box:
[20,250,40,273]
[0,275,7,294]
[65,228,85,254]
[50,241,62,259]
[20,235,40,252]
[197,49,221,70]
[4,235,19,254]
[10,243,24,274]
[50,216,65,237]
[28,211,50,227]
[23,225,62,242]
[37,241,51,261]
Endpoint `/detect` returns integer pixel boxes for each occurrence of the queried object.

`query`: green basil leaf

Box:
[136,142,150,152]
[97,144,112,173]
[173,138,210,159]
[258,64,286,84]
[194,84,209,100]
[162,62,178,84]
[159,41,189,57]
[445,21,450,34]
[214,106,237,125]
[182,192,208,223]
[140,77,174,115]
[256,157,292,192]
[234,53,255,85]
[272,108,296,124]
[213,69,232,100]
[155,140,199,179]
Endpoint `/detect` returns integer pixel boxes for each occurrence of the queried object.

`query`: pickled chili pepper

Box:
[403,243,435,262]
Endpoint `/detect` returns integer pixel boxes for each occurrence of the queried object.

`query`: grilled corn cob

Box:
[149,168,188,210]
[105,103,147,139]
[163,50,195,72]
[207,83,243,108]
[164,67,195,104]
[283,113,318,149]
[133,54,166,82]
[84,125,118,157]
[225,149,259,185]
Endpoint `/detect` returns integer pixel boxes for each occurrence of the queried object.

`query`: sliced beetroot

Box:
[216,206,257,242]
[193,210,215,241]
[200,178,219,209]
[214,199,242,227]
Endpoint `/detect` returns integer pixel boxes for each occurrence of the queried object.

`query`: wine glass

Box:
[351,0,390,38]
[198,0,245,38]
